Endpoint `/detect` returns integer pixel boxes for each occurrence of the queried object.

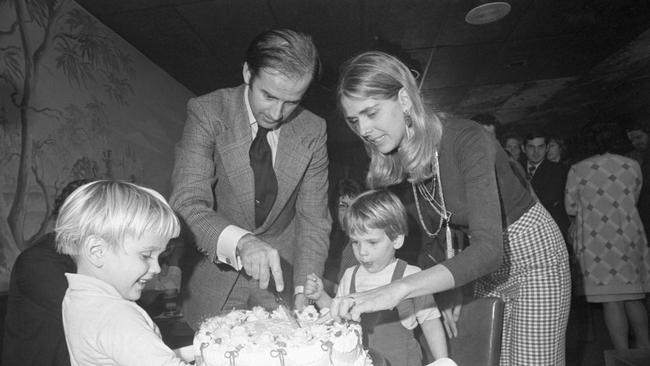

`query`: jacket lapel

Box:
[213,86,256,228]
[214,91,312,231]
[532,160,547,184]
[265,113,311,225]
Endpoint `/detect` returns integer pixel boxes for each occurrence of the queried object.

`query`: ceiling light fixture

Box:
[465,1,511,25]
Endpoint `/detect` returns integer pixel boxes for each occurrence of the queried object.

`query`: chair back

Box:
[448,296,504,366]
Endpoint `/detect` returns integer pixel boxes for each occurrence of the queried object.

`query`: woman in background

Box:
[547,135,568,165]
[565,122,650,350]
[502,132,525,167]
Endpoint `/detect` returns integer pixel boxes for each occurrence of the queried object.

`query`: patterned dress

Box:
[565,153,650,301]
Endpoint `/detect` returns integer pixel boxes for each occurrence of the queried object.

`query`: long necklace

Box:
[413,176,445,237]
[412,151,455,259]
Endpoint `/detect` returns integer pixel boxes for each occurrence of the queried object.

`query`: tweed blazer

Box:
[170,85,331,323]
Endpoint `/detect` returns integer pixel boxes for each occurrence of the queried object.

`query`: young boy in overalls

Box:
[305,189,451,366]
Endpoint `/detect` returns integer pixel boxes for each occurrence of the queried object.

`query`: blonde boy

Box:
[56,180,193,366]
[305,189,449,366]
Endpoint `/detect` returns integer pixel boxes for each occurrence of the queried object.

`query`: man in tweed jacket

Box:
[170,29,331,328]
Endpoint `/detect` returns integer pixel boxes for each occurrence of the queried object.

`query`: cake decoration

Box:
[194,305,372,366]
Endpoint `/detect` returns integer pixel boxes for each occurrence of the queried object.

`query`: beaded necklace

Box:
[411,151,455,259]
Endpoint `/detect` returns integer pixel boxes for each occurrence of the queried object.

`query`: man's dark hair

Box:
[501,131,523,146]
[335,178,363,200]
[583,122,628,156]
[330,178,364,223]
[52,179,92,217]
[623,120,650,134]
[524,132,548,145]
[244,28,321,82]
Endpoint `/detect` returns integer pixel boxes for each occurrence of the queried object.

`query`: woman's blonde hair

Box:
[55,180,180,256]
[337,51,442,187]
[342,189,408,241]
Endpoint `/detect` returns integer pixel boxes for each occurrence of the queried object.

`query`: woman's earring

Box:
[404,111,413,139]
[404,111,413,128]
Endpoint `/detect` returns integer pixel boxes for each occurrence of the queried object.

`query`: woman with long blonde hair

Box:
[331,51,571,366]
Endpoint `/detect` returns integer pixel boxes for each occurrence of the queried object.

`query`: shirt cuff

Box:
[216,225,250,271]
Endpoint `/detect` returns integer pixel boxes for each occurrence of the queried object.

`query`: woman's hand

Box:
[330,281,407,321]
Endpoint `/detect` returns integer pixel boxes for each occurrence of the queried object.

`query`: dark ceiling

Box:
[76,0,650,143]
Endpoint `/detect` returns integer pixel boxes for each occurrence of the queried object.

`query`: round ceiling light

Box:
[465,2,511,25]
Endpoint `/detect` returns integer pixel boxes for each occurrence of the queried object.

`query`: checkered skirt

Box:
[475,202,571,366]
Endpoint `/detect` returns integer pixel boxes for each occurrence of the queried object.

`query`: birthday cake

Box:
[194,306,372,366]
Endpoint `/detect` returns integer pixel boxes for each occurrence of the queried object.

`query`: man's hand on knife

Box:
[237,234,284,291]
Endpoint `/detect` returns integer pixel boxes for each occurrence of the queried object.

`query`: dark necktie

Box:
[250,126,278,227]
[527,164,536,180]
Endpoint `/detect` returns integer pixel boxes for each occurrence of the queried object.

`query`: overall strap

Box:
[349,265,361,294]
[350,259,407,294]
[391,259,408,281]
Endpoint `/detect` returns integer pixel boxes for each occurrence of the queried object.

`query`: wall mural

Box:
[0,0,194,290]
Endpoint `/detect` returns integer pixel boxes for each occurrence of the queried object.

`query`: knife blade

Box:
[270,282,301,328]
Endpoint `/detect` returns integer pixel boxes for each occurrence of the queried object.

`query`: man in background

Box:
[625,123,649,165]
[625,122,650,233]
[170,29,331,328]
[3,179,90,366]
[524,133,570,240]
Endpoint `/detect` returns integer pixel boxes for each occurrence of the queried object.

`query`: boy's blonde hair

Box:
[55,180,180,256]
[342,189,408,241]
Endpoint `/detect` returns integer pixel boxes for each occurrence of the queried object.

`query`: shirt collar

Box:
[244,84,281,136]
[65,273,124,300]
[528,160,542,169]
[244,84,255,127]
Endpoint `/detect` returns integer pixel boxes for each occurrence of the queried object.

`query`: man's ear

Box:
[398,88,412,112]
[83,236,107,268]
[393,234,405,250]
[242,62,252,85]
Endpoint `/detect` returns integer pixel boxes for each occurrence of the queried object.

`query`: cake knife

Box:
[270,282,301,328]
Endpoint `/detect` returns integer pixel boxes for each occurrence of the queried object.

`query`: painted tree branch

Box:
[0,20,18,37]
[27,151,51,246]
[0,45,20,52]
[0,152,20,167]
[7,0,66,246]
[0,190,21,269]
[27,105,63,121]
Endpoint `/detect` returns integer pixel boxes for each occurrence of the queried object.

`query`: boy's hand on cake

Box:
[294,293,308,311]
[238,234,284,291]
[304,273,324,301]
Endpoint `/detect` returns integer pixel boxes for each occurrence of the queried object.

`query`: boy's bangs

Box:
[345,212,380,238]
[108,189,180,244]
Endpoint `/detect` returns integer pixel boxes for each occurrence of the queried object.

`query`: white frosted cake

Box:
[194,306,372,366]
